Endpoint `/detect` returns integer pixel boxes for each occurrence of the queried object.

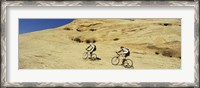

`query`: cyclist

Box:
[117,46,130,65]
[86,42,96,58]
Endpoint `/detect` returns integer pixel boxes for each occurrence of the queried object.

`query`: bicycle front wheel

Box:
[111,57,120,65]
[82,52,88,59]
[125,59,133,68]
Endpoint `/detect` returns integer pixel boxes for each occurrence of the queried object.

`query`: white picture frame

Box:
[1,0,199,87]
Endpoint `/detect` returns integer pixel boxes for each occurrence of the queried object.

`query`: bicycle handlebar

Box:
[116,52,119,54]
[116,52,122,56]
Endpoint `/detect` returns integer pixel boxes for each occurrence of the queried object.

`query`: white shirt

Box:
[119,48,129,54]
[90,43,95,49]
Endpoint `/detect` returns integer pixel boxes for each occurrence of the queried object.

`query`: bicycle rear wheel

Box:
[91,53,97,61]
[125,59,133,68]
[111,57,120,65]
[82,52,88,59]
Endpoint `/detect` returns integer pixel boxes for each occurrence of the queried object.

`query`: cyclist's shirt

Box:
[91,44,96,51]
[88,43,96,51]
[119,48,129,54]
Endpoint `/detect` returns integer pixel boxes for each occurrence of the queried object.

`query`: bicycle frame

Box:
[116,52,124,59]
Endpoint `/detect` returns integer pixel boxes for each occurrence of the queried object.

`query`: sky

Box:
[19,19,74,34]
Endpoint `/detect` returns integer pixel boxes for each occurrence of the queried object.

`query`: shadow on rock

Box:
[89,57,101,61]
[96,57,101,60]
[124,65,134,69]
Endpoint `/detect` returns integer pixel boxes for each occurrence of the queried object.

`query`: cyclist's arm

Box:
[117,49,123,53]
[90,45,94,49]
[86,45,90,50]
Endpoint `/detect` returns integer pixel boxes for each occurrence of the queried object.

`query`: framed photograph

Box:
[1,0,199,87]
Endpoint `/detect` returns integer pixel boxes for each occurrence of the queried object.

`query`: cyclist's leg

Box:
[90,48,94,58]
[90,50,95,58]
[122,53,128,65]
[89,51,92,58]
[121,54,125,65]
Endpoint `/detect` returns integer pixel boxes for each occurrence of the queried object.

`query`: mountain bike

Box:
[111,52,133,68]
[82,50,97,61]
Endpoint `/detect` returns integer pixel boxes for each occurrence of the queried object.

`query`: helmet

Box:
[120,46,124,48]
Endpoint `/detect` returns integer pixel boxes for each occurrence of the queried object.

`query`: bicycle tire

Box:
[82,52,88,59]
[125,59,133,68]
[91,53,97,61]
[111,57,120,65]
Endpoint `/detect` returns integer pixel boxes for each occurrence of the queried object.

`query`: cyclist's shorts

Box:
[125,52,130,57]
[93,47,96,51]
